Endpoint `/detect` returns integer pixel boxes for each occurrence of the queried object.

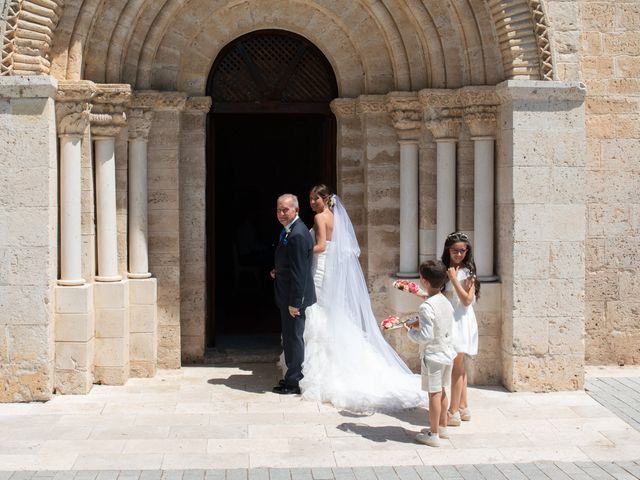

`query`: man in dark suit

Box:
[271,193,316,394]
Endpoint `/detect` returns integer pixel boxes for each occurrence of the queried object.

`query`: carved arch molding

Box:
[0,0,553,81]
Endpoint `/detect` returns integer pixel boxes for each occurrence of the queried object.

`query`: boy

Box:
[405,260,457,447]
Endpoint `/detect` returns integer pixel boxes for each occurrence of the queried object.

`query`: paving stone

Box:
[183,471,205,480]
[226,471,247,480]
[615,462,640,478]
[75,472,99,480]
[392,468,419,480]
[332,469,355,480]
[554,463,591,480]
[289,470,312,480]
[33,473,57,480]
[270,470,291,480]
[471,464,506,480]
[412,467,442,480]
[118,471,142,480]
[452,466,482,480]
[139,472,162,480]
[162,472,183,480]
[534,462,572,480]
[432,466,461,480]
[248,469,269,480]
[95,472,118,480]
[596,462,637,480]
[495,464,527,480]
[352,468,376,480]
[373,467,399,480]
[0,474,13,480]
[205,471,225,480]
[311,470,333,480]
[10,473,36,480]
[574,462,616,480]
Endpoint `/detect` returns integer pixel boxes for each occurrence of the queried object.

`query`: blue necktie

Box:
[278,228,287,244]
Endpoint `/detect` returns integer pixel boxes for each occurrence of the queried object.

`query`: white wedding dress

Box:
[299,197,426,413]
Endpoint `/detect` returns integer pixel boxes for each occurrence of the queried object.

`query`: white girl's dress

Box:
[444,267,478,355]
[298,212,425,413]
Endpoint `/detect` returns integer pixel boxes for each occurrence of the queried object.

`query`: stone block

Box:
[548,316,585,355]
[504,354,584,392]
[95,307,128,338]
[180,335,205,363]
[55,341,93,370]
[467,355,501,386]
[94,281,128,309]
[130,304,157,333]
[55,313,94,342]
[549,242,585,280]
[510,316,549,356]
[95,336,129,367]
[130,332,156,361]
[130,360,156,378]
[54,369,93,395]
[94,365,129,385]
[513,205,585,242]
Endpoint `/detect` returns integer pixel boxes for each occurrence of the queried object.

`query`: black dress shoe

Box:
[278,379,286,386]
[273,384,301,395]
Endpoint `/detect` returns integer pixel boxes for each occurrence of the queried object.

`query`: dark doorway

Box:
[206,30,338,350]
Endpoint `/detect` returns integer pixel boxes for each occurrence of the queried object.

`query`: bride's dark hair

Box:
[310,184,335,209]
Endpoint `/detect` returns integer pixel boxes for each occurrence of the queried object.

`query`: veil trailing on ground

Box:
[303,195,424,412]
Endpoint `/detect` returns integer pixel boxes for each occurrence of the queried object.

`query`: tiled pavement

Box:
[0,365,639,474]
[586,377,640,432]
[1,463,640,480]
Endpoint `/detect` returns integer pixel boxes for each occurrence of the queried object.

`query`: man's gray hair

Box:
[278,193,299,209]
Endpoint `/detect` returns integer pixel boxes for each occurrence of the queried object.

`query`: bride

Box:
[298,184,425,412]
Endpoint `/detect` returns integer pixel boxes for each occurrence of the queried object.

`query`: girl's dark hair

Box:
[440,232,481,299]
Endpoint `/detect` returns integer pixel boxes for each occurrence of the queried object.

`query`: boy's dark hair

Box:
[419,260,448,290]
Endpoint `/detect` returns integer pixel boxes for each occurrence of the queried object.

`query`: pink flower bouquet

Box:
[392,279,427,297]
[381,315,407,331]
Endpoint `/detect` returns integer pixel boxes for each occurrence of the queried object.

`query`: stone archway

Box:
[204,29,339,350]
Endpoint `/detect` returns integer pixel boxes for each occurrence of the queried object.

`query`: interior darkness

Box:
[206,114,335,347]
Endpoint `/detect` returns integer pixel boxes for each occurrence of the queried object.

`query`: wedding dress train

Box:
[299,198,426,413]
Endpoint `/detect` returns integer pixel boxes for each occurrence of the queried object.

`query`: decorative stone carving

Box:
[130,90,159,110]
[486,0,554,80]
[356,96,386,115]
[463,105,497,139]
[426,111,462,141]
[1,0,65,76]
[128,109,154,141]
[184,96,212,114]
[386,93,422,142]
[154,92,187,111]
[330,98,356,118]
[56,81,97,137]
[90,84,132,138]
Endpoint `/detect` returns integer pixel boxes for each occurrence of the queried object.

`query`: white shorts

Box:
[421,358,452,393]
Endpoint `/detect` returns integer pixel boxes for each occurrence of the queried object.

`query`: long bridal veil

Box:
[304,195,424,412]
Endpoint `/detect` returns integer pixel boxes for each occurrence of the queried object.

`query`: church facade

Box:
[0,0,638,402]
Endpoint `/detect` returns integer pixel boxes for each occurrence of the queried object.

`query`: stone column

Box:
[387,93,422,278]
[464,105,498,280]
[53,80,98,394]
[148,92,187,369]
[90,84,132,385]
[127,91,158,377]
[497,80,586,391]
[428,112,461,255]
[179,96,212,363]
[0,76,59,401]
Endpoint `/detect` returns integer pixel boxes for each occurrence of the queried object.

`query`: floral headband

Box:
[447,232,469,241]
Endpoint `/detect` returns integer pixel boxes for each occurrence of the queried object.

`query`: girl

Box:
[441,232,479,425]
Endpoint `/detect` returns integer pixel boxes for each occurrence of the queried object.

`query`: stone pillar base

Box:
[54,284,94,394]
[94,280,130,385]
[467,282,502,386]
[129,278,158,378]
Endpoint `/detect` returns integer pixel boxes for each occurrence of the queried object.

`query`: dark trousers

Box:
[280,307,306,386]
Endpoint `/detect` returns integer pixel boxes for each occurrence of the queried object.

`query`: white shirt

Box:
[407,293,457,364]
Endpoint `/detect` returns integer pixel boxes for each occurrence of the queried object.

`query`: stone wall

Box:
[0,76,58,401]
[577,0,640,365]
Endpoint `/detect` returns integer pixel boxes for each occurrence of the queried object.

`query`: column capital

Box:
[128,109,154,141]
[426,111,462,141]
[418,89,459,111]
[131,90,160,110]
[463,104,497,138]
[56,81,97,136]
[356,95,386,115]
[330,98,356,118]
[154,92,188,111]
[386,93,422,142]
[90,84,132,138]
[184,96,212,114]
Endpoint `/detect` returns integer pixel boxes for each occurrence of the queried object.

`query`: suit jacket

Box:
[274,218,317,310]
